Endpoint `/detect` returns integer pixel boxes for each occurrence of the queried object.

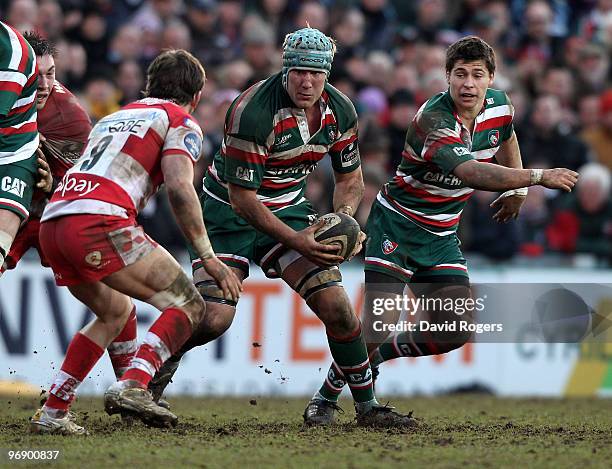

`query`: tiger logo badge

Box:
[488,130,500,146]
[382,238,398,255]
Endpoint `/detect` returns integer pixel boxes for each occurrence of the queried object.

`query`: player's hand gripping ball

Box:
[314,213,361,262]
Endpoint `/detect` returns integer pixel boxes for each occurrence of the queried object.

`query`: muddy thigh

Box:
[103,246,205,327]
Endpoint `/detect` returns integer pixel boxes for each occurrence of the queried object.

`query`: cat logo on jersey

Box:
[1,176,26,197]
[488,130,500,146]
[235,166,254,182]
[382,238,398,255]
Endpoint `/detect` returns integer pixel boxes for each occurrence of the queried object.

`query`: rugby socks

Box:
[314,361,344,402]
[315,333,426,402]
[44,333,104,417]
[326,326,378,411]
[121,308,192,388]
[107,307,138,379]
[378,330,435,360]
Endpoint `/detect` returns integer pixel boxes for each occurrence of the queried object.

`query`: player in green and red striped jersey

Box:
[148,27,415,428]
[1,32,92,276]
[304,36,579,425]
[0,20,41,273]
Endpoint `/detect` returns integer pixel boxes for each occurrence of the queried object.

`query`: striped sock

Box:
[327,326,376,404]
[315,330,446,405]
[316,346,386,402]
[316,361,345,402]
[378,331,435,361]
[121,308,192,388]
[107,307,137,379]
[44,333,104,416]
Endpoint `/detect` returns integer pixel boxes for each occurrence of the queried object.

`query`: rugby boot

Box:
[148,358,180,407]
[30,408,88,435]
[104,380,178,428]
[303,399,344,426]
[157,398,171,410]
[356,404,418,428]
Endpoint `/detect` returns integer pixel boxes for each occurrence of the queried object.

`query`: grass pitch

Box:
[0,394,611,468]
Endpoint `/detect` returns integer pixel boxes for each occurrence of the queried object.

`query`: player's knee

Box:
[147,272,204,327]
[199,306,234,338]
[432,319,473,354]
[309,287,358,336]
[422,283,473,353]
[104,305,134,339]
[178,303,235,354]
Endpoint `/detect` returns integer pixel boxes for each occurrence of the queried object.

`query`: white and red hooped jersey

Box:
[41,98,203,222]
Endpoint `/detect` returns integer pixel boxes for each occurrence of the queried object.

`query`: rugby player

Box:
[0,21,41,279]
[11,32,141,385]
[2,32,91,275]
[148,27,414,427]
[303,36,579,424]
[30,49,241,434]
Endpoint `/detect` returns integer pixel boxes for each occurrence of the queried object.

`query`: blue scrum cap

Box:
[281,27,336,87]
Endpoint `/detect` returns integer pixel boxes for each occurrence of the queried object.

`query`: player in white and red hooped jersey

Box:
[30,50,241,435]
[42,96,206,221]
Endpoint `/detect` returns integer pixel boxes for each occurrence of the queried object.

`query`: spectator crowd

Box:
[2,0,610,266]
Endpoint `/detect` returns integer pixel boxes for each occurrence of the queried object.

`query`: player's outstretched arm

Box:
[228,183,343,267]
[162,154,241,301]
[453,159,578,193]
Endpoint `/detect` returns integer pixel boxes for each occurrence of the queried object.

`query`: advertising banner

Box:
[1,264,610,397]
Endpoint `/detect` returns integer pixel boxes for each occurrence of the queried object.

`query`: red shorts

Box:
[2,218,49,272]
[39,214,158,286]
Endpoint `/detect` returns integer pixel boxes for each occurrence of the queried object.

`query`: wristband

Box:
[530,169,544,186]
[192,235,215,260]
[500,187,528,198]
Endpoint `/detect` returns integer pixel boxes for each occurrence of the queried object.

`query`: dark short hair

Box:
[144,49,205,105]
[23,31,56,56]
[445,36,496,75]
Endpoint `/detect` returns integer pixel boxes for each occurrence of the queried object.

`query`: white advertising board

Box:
[1,264,610,397]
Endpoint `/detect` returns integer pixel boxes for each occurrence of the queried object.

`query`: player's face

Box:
[447,60,493,114]
[286,69,327,109]
[36,54,56,110]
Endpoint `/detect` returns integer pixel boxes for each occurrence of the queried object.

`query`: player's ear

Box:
[191,90,203,111]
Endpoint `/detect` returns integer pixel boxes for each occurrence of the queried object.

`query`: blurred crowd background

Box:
[2,0,610,267]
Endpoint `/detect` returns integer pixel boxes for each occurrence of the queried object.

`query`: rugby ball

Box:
[314,212,361,261]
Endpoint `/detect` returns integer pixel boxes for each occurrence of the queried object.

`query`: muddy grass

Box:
[1,395,611,468]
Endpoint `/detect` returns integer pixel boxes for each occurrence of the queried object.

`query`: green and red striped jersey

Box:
[204,73,360,210]
[379,88,514,236]
[0,21,38,165]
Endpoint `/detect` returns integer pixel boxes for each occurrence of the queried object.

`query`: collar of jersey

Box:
[444,88,488,126]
